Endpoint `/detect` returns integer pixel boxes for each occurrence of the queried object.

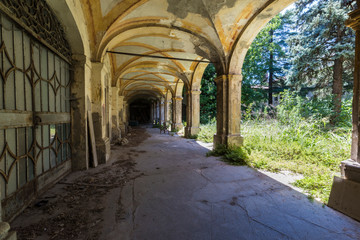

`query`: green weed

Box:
[207,144,250,166]
[199,93,351,203]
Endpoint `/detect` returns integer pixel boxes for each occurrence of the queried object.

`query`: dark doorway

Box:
[130,99,151,125]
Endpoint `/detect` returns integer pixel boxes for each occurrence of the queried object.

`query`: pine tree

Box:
[242,15,289,106]
[200,64,217,124]
[287,0,355,123]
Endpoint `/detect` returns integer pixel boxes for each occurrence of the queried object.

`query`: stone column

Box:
[153,102,156,124]
[185,90,201,137]
[327,7,360,222]
[213,74,243,147]
[348,9,360,163]
[118,96,126,135]
[111,87,121,142]
[164,93,172,124]
[124,101,129,129]
[164,99,168,124]
[71,54,89,170]
[150,102,154,123]
[160,98,165,124]
[156,101,160,124]
[172,97,183,131]
[90,62,110,164]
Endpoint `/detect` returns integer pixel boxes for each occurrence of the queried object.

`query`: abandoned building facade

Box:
[0,0,360,239]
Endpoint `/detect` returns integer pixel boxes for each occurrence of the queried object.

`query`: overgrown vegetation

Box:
[196,0,355,203]
[200,64,217,124]
[199,91,352,203]
[207,144,250,166]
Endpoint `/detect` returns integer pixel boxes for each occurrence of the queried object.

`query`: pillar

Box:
[156,101,160,124]
[71,54,89,170]
[124,101,129,129]
[118,96,126,135]
[150,102,154,123]
[111,87,121,142]
[185,90,201,137]
[90,62,110,164]
[350,9,360,163]
[172,97,183,131]
[164,92,172,124]
[160,98,165,124]
[328,6,360,222]
[152,102,156,124]
[213,74,243,147]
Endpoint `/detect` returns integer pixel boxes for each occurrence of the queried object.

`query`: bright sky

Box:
[282,3,295,13]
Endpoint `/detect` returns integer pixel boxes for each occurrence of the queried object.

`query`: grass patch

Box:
[200,119,350,203]
[197,120,216,143]
[207,144,250,166]
[187,134,198,139]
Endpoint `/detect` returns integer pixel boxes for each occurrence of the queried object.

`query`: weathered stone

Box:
[328,176,360,221]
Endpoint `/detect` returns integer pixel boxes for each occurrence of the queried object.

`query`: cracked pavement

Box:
[12,126,360,240]
[104,127,360,240]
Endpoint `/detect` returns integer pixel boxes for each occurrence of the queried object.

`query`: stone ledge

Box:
[340,159,360,182]
[328,176,360,221]
[0,222,10,239]
[0,222,16,240]
[4,231,16,240]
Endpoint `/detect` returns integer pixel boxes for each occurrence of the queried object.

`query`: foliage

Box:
[197,118,216,143]
[276,90,352,128]
[200,92,352,203]
[286,0,355,121]
[200,64,217,124]
[187,134,198,139]
[242,14,291,106]
[207,144,250,166]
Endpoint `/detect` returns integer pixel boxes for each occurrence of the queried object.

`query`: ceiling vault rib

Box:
[120,78,168,83]
[106,51,215,63]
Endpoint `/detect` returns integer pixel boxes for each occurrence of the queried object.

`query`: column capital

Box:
[91,61,104,72]
[347,9,360,30]
[190,90,201,95]
[172,97,183,101]
[72,54,87,65]
[214,74,242,83]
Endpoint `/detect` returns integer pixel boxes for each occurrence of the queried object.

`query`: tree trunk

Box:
[331,56,344,124]
[268,29,274,105]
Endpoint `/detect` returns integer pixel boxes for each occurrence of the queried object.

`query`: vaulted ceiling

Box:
[80,0,295,100]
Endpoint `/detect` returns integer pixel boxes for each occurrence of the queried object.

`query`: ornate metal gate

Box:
[0,0,72,220]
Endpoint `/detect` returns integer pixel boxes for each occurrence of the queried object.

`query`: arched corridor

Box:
[0,0,360,239]
[11,127,360,239]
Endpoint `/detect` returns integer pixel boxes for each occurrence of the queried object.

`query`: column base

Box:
[119,123,127,136]
[111,127,121,143]
[185,127,200,138]
[328,160,360,221]
[96,137,111,165]
[0,222,16,240]
[213,134,244,148]
[171,123,183,132]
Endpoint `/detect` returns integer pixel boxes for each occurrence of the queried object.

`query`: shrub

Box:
[207,144,250,166]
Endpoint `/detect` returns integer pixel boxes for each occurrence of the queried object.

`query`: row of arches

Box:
[0,0,360,230]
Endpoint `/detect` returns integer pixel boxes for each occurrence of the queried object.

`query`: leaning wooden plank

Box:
[87,110,98,167]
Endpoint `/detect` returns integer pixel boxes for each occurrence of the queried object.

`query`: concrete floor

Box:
[13,127,360,240]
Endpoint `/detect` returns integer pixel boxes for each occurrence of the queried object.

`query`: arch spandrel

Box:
[228,0,296,74]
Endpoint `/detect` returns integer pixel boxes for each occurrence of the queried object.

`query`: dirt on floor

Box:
[12,127,150,240]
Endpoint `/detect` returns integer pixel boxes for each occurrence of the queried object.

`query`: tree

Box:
[242,15,288,106]
[200,64,217,124]
[287,0,355,124]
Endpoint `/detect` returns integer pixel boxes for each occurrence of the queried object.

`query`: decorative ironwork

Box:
[0,0,71,60]
[0,11,71,200]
